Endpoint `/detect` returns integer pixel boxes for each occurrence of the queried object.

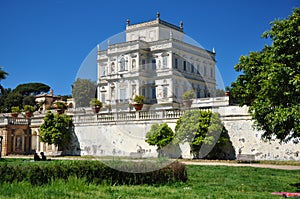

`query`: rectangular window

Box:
[163,87,168,99]
[142,88,146,97]
[174,87,178,98]
[152,87,156,99]
[101,93,106,103]
[183,61,186,71]
[142,59,146,70]
[120,88,126,102]
[197,89,201,98]
[210,68,213,78]
[191,64,194,73]
[101,66,106,76]
[152,59,156,70]
[204,66,207,76]
[174,58,178,69]
[163,57,168,68]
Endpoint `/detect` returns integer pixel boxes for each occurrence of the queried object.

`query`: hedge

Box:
[0,160,187,186]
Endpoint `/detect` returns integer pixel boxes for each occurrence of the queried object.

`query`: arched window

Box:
[111,62,115,73]
[120,57,125,71]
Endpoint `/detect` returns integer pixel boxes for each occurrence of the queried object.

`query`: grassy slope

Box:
[0,162,299,199]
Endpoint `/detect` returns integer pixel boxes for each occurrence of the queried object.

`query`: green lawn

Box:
[0,159,299,198]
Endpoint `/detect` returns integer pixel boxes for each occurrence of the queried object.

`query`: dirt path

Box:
[181,161,300,170]
[3,155,300,170]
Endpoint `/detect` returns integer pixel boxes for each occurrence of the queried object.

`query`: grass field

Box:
[0,159,299,198]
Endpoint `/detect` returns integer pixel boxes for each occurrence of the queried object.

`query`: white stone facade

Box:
[97,14,216,111]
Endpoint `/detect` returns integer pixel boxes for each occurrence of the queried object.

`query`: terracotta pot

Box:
[56,109,65,114]
[92,106,101,114]
[183,100,193,108]
[133,104,143,111]
[25,112,33,118]
[11,113,19,118]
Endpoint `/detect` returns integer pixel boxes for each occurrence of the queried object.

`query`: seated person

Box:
[40,152,47,161]
[34,153,41,161]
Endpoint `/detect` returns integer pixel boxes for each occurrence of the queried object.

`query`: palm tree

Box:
[0,67,8,95]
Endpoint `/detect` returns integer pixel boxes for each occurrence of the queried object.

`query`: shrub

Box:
[133,95,145,104]
[55,101,68,110]
[89,98,103,107]
[23,105,35,112]
[182,90,195,100]
[0,160,187,186]
[11,106,20,113]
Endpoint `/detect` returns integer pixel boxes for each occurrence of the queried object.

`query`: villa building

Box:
[97,13,216,111]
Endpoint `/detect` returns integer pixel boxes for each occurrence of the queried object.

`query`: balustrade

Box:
[0,107,212,126]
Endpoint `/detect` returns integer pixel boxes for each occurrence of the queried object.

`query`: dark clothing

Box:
[34,153,41,161]
[40,152,47,161]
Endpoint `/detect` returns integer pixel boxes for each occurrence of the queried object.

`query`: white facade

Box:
[97,14,216,111]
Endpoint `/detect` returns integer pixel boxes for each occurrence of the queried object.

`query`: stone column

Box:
[0,128,8,156]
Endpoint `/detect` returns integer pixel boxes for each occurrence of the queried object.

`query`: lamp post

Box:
[0,136,3,158]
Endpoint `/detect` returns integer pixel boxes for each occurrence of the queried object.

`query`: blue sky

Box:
[0,0,299,95]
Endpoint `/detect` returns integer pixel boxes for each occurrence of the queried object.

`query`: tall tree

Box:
[231,9,300,143]
[0,67,8,95]
[13,82,50,96]
[72,78,97,107]
[4,92,23,112]
[0,88,11,112]
[174,110,228,158]
[146,123,174,157]
[39,111,73,150]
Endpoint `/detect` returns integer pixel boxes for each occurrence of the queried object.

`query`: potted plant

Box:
[55,101,67,114]
[90,98,103,114]
[182,90,195,108]
[23,105,35,118]
[11,106,20,117]
[133,95,145,111]
[225,86,230,96]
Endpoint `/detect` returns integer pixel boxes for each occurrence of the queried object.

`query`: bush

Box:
[23,105,35,112]
[11,106,20,113]
[89,98,103,107]
[182,90,195,100]
[0,160,187,186]
[133,95,145,104]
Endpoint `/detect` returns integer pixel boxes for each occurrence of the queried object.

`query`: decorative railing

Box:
[0,117,30,126]
[0,107,214,126]
[72,108,211,124]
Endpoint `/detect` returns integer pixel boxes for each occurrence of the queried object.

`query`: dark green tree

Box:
[22,95,36,107]
[39,111,73,150]
[175,110,228,159]
[0,67,8,95]
[231,9,300,143]
[72,78,97,107]
[4,92,23,112]
[0,88,11,112]
[13,82,50,96]
[146,123,174,157]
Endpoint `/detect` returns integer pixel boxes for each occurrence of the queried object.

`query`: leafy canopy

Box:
[0,67,8,95]
[231,9,300,143]
[40,111,73,150]
[146,123,174,149]
[72,78,97,107]
[175,110,228,158]
[13,83,50,96]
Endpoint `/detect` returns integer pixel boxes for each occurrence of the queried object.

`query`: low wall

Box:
[219,106,300,161]
[73,106,300,160]
[1,104,299,160]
